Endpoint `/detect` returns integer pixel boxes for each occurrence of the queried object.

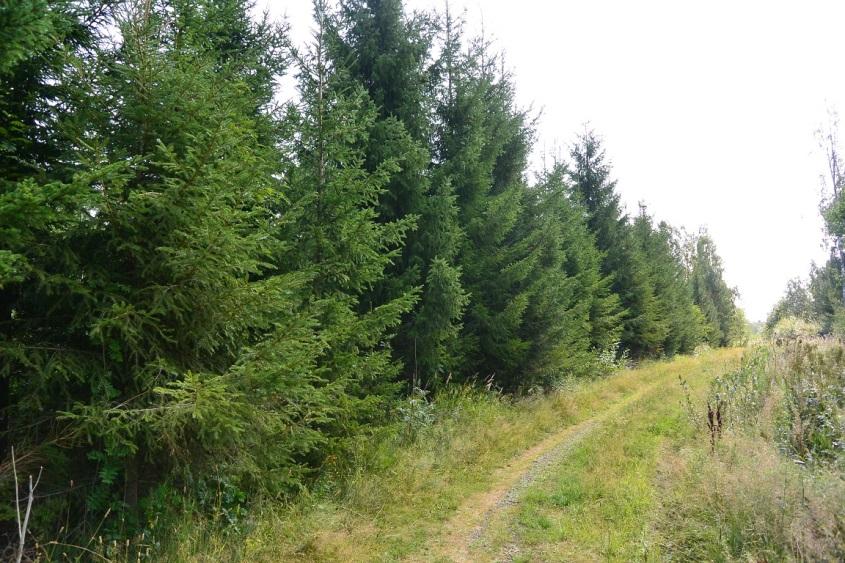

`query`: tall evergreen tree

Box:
[632,205,704,355]
[0,0,111,483]
[0,0,105,187]
[330,0,466,386]
[520,164,622,385]
[569,130,662,357]
[0,3,303,512]
[431,9,564,390]
[690,231,739,346]
[0,0,398,540]
[278,0,417,432]
[1,0,753,548]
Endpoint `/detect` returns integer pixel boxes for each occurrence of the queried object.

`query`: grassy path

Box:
[169,349,741,561]
[415,378,663,562]
[440,349,742,562]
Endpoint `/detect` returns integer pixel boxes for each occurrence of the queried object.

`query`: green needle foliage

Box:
[277,0,417,439]
[569,130,665,358]
[519,164,622,385]
[690,231,740,346]
[430,10,547,390]
[632,205,705,355]
[0,0,742,550]
[330,0,467,387]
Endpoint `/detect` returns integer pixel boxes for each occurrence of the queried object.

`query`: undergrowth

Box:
[656,340,845,561]
[153,353,725,561]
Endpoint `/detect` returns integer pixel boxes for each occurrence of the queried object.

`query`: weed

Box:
[655,341,845,562]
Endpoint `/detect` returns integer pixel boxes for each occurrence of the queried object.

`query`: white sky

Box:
[259,0,845,322]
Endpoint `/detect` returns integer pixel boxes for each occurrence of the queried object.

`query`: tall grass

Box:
[155,353,736,561]
[655,341,845,561]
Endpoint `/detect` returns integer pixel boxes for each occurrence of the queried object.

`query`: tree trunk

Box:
[838,240,845,305]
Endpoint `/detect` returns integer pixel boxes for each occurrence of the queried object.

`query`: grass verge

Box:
[157,349,741,561]
[652,341,845,561]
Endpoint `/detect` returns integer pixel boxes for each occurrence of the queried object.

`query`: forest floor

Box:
[168,349,745,561]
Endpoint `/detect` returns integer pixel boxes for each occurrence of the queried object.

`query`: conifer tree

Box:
[0,0,110,481]
[1,0,349,533]
[431,10,548,389]
[569,130,662,357]
[169,0,286,143]
[0,0,103,187]
[632,206,704,355]
[690,232,739,346]
[521,164,622,384]
[278,0,416,429]
[330,0,466,386]
[1,0,754,546]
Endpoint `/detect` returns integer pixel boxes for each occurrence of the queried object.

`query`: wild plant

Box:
[706,346,770,431]
[596,341,630,375]
[692,343,712,357]
[705,400,723,452]
[775,340,845,465]
[396,387,436,444]
[661,342,845,561]
[681,347,769,443]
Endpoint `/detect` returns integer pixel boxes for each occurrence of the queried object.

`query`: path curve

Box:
[411,381,659,562]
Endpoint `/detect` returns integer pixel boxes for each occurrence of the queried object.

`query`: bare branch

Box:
[11,447,44,563]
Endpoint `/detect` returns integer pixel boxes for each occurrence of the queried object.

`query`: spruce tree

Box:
[1,0,344,537]
[331,0,467,386]
[277,0,417,432]
[431,10,542,389]
[569,130,662,357]
[521,164,622,385]
[632,206,704,355]
[0,0,109,489]
[690,231,739,346]
[0,0,103,187]
[0,0,756,547]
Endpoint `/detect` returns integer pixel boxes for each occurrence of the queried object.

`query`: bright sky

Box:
[259,0,845,322]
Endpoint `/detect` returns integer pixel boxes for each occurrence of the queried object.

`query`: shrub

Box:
[771,316,822,340]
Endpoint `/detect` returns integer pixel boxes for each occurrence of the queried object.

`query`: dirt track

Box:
[412,381,661,562]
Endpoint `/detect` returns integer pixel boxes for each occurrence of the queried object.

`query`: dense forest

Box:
[0,0,742,554]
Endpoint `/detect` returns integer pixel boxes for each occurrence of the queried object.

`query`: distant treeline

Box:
[0,0,741,543]
[767,114,845,336]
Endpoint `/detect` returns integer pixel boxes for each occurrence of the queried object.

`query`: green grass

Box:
[156,349,741,561]
[473,350,731,562]
[468,343,845,563]
[652,342,845,562]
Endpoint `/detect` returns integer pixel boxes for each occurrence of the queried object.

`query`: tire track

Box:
[411,380,662,562]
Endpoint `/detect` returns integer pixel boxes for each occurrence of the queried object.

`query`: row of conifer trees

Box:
[0,0,740,539]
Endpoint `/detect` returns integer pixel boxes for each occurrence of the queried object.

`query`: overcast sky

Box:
[260,0,845,322]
